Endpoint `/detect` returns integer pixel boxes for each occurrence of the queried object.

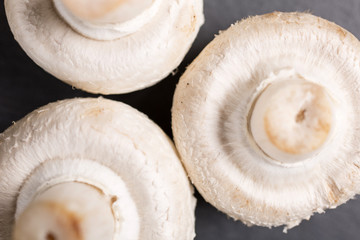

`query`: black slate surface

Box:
[1,0,360,239]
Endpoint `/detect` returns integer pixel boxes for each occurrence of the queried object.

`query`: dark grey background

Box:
[1,0,360,239]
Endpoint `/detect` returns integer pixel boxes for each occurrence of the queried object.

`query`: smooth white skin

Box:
[13,182,115,240]
[53,0,163,40]
[0,98,196,240]
[5,0,204,94]
[172,12,360,230]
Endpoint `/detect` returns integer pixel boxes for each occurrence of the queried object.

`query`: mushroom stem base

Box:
[249,75,334,165]
[13,182,115,240]
[53,0,162,40]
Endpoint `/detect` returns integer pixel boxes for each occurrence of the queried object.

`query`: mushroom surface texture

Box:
[4,0,204,94]
[0,98,196,240]
[172,12,360,230]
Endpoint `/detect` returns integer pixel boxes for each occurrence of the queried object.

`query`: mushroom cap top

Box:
[4,0,204,94]
[172,12,360,229]
[0,98,195,239]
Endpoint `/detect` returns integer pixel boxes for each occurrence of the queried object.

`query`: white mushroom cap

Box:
[0,98,195,239]
[172,12,360,230]
[4,0,204,94]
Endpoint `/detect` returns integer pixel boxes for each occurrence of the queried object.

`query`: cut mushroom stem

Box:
[249,77,335,165]
[54,0,162,40]
[13,182,115,240]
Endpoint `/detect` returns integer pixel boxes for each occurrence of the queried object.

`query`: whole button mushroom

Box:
[172,12,360,230]
[0,98,196,240]
[4,0,204,94]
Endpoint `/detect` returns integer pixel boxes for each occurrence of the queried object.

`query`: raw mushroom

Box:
[172,12,360,230]
[0,98,196,239]
[4,0,204,94]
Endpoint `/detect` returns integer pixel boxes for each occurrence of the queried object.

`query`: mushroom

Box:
[0,98,196,239]
[172,12,360,230]
[4,0,204,94]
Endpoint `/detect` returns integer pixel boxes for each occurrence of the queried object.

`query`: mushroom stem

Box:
[249,78,335,165]
[13,182,115,240]
[53,0,163,40]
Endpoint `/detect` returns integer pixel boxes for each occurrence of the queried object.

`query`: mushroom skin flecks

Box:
[5,0,204,94]
[0,98,196,240]
[172,12,360,230]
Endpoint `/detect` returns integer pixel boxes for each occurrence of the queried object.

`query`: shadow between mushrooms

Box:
[172,12,360,231]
